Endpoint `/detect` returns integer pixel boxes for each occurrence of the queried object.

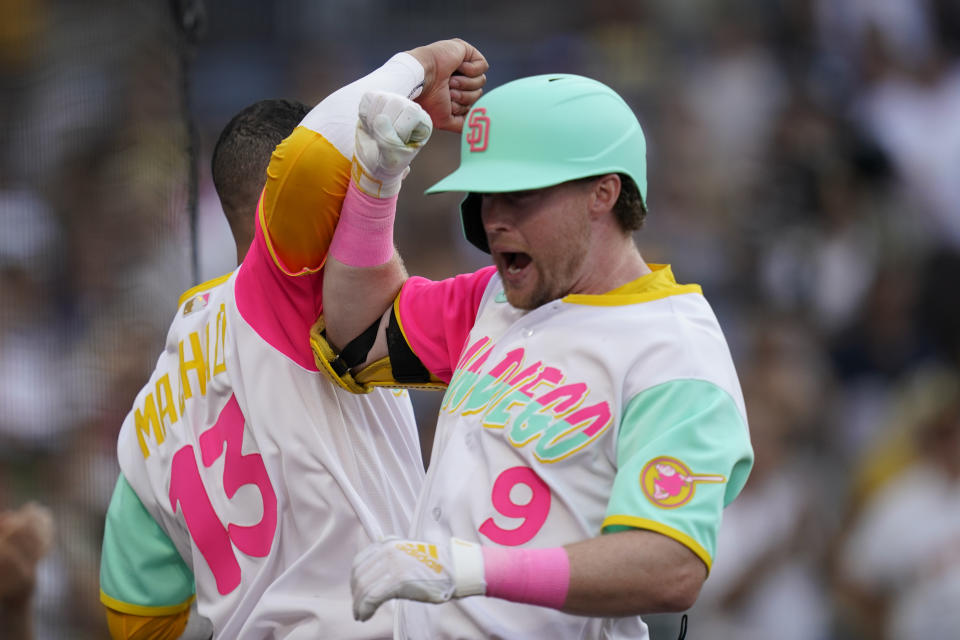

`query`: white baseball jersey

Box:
[100,53,428,639]
[392,265,754,639]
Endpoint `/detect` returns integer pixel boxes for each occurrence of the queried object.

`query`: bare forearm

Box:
[562,529,706,616]
[321,40,487,352]
[351,529,708,623]
[322,254,406,351]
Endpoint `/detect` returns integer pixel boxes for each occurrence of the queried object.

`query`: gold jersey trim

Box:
[601,514,712,573]
[564,264,702,307]
[100,589,194,617]
[177,273,231,308]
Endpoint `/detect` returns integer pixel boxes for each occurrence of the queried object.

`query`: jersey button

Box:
[431,506,442,521]
[523,328,534,337]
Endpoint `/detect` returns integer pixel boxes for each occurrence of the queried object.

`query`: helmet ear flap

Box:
[459,193,489,253]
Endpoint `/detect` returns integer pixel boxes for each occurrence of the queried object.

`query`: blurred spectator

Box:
[680,12,788,204]
[853,40,960,249]
[828,264,935,459]
[758,164,883,336]
[0,183,73,450]
[833,366,960,640]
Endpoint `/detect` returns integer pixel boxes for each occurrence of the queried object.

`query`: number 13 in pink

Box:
[169,395,277,594]
[479,466,551,546]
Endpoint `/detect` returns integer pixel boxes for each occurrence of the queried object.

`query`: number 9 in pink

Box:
[478,466,551,546]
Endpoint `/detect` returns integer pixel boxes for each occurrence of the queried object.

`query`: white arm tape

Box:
[450,538,486,598]
[299,53,425,154]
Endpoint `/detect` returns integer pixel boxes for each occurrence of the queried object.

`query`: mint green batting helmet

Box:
[426,73,648,253]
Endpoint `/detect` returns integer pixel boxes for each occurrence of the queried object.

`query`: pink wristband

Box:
[329,181,397,267]
[481,546,570,609]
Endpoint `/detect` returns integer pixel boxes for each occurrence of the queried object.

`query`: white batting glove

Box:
[352,90,433,198]
[351,536,485,622]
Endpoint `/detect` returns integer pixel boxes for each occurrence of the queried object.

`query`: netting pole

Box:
[170,0,206,285]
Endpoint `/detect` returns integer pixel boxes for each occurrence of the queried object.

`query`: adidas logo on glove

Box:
[395,541,445,574]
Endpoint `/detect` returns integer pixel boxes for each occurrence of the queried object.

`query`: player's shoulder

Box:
[177,272,233,316]
[402,266,498,307]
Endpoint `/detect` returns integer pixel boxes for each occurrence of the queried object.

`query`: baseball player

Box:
[98,40,488,639]
[316,76,754,638]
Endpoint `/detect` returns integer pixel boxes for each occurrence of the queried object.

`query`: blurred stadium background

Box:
[1,0,959,638]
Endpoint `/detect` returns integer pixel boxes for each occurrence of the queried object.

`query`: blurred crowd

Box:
[0,1,958,638]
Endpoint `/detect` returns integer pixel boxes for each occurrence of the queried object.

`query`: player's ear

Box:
[589,174,621,218]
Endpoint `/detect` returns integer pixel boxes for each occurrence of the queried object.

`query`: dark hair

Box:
[576,173,647,232]
[211,99,309,227]
[612,173,646,232]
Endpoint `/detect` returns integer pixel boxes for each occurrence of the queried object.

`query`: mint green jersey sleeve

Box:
[100,474,195,615]
[602,379,753,571]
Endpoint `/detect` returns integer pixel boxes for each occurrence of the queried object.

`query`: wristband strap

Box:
[329,181,397,267]
[481,546,570,610]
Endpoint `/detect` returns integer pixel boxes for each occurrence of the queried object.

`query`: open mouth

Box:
[504,252,532,275]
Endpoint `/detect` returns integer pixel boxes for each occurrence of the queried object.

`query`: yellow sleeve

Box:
[105,605,190,640]
[259,125,352,275]
[258,52,424,277]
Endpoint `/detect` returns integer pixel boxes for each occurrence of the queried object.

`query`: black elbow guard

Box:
[311,306,446,393]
